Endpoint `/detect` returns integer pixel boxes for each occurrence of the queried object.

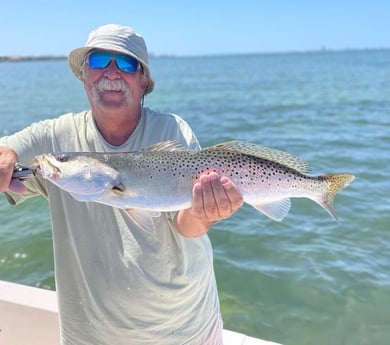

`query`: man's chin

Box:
[97,96,131,109]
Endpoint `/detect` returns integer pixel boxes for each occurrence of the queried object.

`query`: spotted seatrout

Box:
[32,141,355,222]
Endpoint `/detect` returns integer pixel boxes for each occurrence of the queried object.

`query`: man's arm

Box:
[174,172,244,237]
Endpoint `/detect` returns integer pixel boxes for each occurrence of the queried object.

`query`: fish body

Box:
[33,141,355,222]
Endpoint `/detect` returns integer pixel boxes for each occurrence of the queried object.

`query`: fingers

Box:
[9,179,27,194]
[220,176,244,213]
[0,148,17,192]
[0,147,26,194]
[201,173,226,219]
[191,172,243,221]
[175,173,244,238]
[191,182,206,217]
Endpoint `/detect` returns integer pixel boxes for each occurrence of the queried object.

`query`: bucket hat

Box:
[68,24,154,94]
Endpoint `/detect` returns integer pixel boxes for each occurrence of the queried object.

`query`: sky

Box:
[1,0,389,57]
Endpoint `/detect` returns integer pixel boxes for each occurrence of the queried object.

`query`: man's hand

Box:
[174,172,243,237]
[0,147,26,194]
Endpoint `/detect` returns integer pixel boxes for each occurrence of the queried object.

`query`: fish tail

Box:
[318,173,355,221]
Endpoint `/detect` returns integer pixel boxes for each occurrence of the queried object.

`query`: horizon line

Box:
[1,47,389,62]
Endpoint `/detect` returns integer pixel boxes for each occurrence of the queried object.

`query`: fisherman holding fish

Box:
[0,24,356,345]
[0,24,244,344]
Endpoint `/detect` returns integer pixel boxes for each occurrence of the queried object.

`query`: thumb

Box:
[9,179,27,194]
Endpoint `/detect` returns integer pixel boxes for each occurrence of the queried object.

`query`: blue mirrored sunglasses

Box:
[87,51,139,73]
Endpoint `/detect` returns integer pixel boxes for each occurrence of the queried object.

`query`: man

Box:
[0,24,243,344]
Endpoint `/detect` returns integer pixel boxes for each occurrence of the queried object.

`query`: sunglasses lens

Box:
[116,55,139,73]
[88,51,139,73]
[88,51,110,69]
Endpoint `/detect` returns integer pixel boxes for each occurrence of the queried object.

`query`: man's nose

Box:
[103,60,121,78]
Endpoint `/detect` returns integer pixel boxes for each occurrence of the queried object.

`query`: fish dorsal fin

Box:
[205,141,311,173]
[140,141,186,152]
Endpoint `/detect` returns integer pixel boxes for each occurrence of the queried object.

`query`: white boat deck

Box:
[0,280,281,345]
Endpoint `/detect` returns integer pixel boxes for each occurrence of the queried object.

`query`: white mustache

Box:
[95,78,129,93]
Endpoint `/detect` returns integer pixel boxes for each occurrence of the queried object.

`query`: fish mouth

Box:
[32,155,62,179]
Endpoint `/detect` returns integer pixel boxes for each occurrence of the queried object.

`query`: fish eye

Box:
[56,155,69,163]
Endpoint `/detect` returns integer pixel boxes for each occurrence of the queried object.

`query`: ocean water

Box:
[1,50,389,345]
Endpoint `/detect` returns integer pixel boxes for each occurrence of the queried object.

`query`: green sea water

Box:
[1,50,389,345]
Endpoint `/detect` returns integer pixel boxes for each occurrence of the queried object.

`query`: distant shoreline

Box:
[0,55,67,62]
[1,48,389,62]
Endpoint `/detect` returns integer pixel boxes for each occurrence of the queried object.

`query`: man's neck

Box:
[93,107,142,146]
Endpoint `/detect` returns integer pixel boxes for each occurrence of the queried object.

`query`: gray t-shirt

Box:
[0,108,220,345]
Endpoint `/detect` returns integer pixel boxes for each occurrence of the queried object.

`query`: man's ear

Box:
[141,74,148,92]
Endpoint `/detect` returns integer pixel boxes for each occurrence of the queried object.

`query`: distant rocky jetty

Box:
[0,55,67,62]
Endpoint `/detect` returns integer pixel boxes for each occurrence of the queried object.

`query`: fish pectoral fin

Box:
[125,209,160,234]
[251,198,291,222]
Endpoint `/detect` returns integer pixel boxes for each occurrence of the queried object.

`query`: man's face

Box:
[83,50,147,111]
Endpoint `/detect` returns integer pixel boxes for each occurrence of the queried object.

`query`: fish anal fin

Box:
[251,198,291,222]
